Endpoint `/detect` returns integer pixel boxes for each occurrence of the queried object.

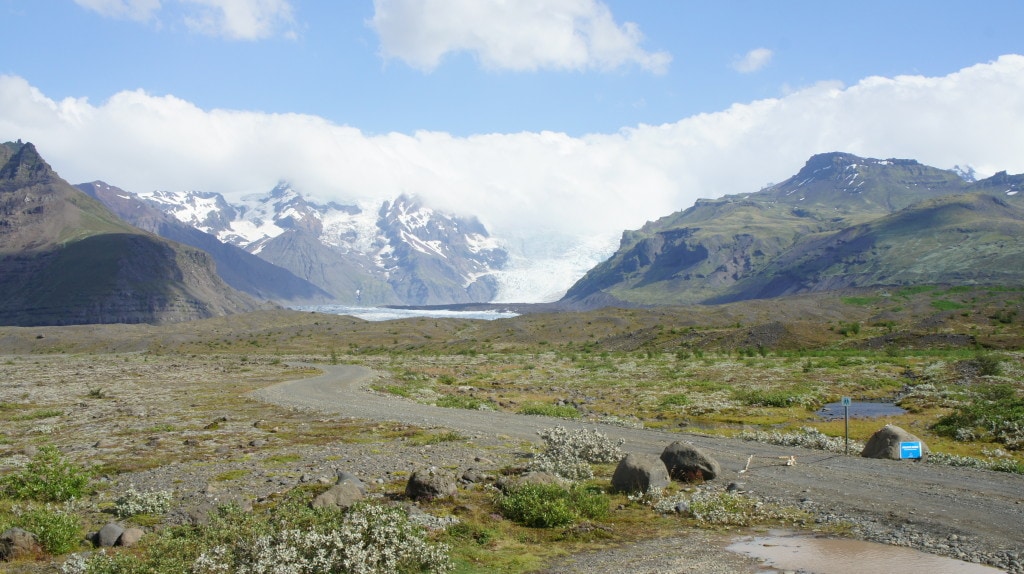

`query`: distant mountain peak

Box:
[0,141,58,190]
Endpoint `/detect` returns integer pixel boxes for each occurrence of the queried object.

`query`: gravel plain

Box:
[2,355,1022,573]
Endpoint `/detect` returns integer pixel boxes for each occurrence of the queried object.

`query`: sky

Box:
[1,1,1024,299]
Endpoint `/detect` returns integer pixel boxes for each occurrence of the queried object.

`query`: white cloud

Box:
[180,0,295,40]
[732,47,773,73]
[73,0,162,21]
[73,0,294,39]
[369,0,671,73]
[2,55,1024,298]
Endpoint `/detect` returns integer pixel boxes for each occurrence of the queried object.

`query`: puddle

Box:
[816,400,905,420]
[728,532,1003,574]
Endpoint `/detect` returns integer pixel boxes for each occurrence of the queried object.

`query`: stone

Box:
[117,528,145,547]
[0,528,40,561]
[311,481,364,510]
[660,441,721,482]
[405,467,458,501]
[336,471,367,494]
[861,424,930,461]
[611,453,670,494]
[96,522,125,547]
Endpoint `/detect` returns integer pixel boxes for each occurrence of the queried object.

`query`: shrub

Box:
[932,383,1024,448]
[494,483,608,528]
[1,445,92,502]
[528,426,625,480]
[114,488,173,517]
[659,394,691,408]
[7,504,83,555]
[63,498,452,574]
[738,426,865,454]
[193,502,451,574]
[436,395,491,410]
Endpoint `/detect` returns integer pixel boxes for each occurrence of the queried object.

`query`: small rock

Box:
[117,528,144,547]
[406,467,458,501]
[311,481,364,510]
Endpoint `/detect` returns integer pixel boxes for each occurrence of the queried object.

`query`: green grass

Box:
[931,299,967,311]
[517,403,581,419]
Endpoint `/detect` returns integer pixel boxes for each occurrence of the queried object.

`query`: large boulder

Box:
[405,467,458,501]
[861,424,930,461]
[0,528,40,561]
[660,442,721,482]
[611,453,670,494]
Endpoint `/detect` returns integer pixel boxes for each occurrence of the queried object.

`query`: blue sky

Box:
[2,1,1024,300]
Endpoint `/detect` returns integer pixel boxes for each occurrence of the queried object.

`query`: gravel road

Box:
[251,363,1024,572]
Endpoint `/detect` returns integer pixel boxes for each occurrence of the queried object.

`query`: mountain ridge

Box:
[562,152,1024,308]
[0,141,265,326]
[137,185,509,306]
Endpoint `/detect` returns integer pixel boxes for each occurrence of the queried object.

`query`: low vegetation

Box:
[0,286,1020,572]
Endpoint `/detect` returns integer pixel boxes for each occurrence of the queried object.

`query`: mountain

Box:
[76,181,332,304]
[141,184,508,306]
[562,152,1024,307]
[0,141,264,326]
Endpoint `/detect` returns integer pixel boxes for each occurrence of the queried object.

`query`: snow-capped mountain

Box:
[140,184,508,306]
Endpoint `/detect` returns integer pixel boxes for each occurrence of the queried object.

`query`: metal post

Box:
[841,396,851,455]
[845,404,849,455]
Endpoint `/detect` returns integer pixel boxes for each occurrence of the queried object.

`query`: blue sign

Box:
[841,396,852,406]
[900,441,923,459]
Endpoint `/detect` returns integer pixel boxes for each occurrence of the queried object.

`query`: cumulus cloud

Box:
[74,0,294,39]
[369,0,671,73]
[73,0,162,21]
[732,47,773,73]
[2,55,1023,297]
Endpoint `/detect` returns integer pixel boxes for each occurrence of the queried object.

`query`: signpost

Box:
[841,396,852,455]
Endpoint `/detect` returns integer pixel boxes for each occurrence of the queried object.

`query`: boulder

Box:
[660,442,721,482]
[117,528,145,547]
[611,453,670,494]
[312,481,365,510]
[96,522,125,548]
[335,471,367,494]
[861,424,930,461]
[0,528,40,561]
[405,467,458,501]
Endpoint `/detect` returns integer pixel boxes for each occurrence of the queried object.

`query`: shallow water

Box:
[816,400,906,420]
[728,532,1002,574]
[291,305,518,321]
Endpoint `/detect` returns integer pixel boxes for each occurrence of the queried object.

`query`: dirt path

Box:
[250,363,1024,561]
